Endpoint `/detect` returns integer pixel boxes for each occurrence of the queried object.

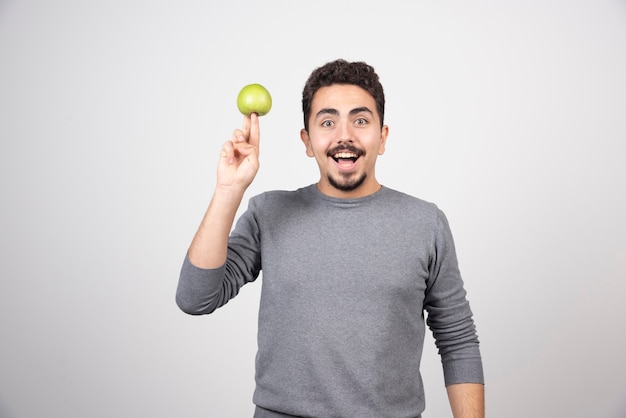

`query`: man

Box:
[176,59,484,418]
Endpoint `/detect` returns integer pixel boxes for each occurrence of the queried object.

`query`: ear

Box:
[300,129,315,157]
[378,125,389,155]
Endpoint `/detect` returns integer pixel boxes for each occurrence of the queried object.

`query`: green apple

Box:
[237,83,272,116]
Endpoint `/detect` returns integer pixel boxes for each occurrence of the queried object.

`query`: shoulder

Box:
[378,187,456,236]
[380,186,440,215]
[248,185,315,211]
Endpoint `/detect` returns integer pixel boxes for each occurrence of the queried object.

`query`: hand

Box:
[216,113,260,192]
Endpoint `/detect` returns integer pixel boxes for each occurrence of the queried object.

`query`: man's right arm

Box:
[176,114,261,314]
[186,113,261,269]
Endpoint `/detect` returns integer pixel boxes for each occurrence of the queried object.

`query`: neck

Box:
[316,180,382,199]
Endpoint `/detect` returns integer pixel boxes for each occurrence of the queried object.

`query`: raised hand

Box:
[217,113,261,192]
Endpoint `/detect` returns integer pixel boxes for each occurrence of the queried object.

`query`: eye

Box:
[321,120,334,128]
[354,117,368,126]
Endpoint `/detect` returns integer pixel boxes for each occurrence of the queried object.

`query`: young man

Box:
[177,59,485,418]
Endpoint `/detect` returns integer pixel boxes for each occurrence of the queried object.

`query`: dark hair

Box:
[301,59,385,131]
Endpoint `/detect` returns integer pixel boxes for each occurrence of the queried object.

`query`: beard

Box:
[327,171,367,192]
[325,143,367,192]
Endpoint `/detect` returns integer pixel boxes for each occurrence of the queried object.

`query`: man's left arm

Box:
[425,208,485,416]
[446,383,485,418]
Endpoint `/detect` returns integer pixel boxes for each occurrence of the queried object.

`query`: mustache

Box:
[326,144,365,157]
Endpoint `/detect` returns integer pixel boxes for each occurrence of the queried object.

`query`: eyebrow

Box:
[315,106,374,119]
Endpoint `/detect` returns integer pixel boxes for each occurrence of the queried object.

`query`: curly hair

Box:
[301,59,385,131]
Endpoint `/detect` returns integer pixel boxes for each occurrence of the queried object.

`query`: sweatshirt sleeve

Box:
[424,208,484,386]
[175,199,262,315]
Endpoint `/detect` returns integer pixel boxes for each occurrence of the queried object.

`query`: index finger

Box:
[248,113,260,149]
[241,114,251,142]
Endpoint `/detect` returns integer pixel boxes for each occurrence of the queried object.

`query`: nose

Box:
[337,121,353,143]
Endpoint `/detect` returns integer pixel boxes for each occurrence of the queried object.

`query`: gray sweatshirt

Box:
[177,185,483,418]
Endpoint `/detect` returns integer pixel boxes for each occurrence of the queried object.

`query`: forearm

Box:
[446,383,484,418]
[188,186,246,269]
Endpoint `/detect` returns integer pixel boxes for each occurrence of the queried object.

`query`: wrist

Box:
[214,183,247,202]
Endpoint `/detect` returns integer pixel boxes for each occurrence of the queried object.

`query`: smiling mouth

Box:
[328,144,364,165]
[332,151,360,163]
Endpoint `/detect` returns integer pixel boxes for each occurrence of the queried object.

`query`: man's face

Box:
[300,84,388,198]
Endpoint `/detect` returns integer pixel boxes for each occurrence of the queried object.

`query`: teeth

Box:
[334,152,358,159]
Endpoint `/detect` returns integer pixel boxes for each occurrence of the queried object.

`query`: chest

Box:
[259,208,433,304]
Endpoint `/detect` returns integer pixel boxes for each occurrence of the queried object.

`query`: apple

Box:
[237,83,272,116]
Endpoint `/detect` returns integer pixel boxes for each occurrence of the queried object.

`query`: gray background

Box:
[1,1,625,417]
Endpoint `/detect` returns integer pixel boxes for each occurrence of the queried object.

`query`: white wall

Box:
[1,1,625,417]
